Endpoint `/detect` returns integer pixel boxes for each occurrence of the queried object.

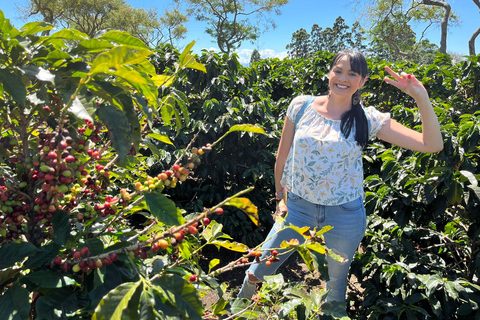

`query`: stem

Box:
[174,132,199,165]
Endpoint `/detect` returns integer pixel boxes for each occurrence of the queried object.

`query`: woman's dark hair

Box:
[330,50,369,147]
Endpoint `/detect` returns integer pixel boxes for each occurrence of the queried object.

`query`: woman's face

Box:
[329,55,366,99]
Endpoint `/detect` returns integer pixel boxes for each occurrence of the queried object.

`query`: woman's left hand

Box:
[383,66,428,101]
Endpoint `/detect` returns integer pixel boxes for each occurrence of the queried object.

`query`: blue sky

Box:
[1,0,479,64]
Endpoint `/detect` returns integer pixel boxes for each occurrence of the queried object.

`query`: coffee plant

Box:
[0,10,346,320]
[3,7,480,319]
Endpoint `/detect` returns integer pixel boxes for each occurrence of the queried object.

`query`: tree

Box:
[470,0,480,55]
[250,49,262,64]
[286,17,366,58]
[314,17,366,53]
[20,0,187,47]
[178,0,289,54]
[354,0,457,56]
[366,15,439,63]
[286,28,311,58]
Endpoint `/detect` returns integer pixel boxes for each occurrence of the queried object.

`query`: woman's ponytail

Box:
[340,90,369,147]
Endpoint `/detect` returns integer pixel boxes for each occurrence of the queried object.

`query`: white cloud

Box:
[235,48,288,65]
[196,46,288,65]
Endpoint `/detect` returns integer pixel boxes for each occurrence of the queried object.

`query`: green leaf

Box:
[224,197,259,226]
[445,180,463,205]
[52,210,71,246]
[144,192,185,226]
[0,69,26,106]
[227,124,266,135]
[24,242,61,269]
[22,269,77,288]
[0,268,21,286]
[208,259,220,273]
[153,273,203,320]
[19,21,52,36]
[99,30,149,49]
[19,65,55,83]
[201,221,228,242]
[139,288,158,319]
[89,46,152,75]
[0,242,38,269]
[297,246,315,272]
[49,28,89,41]
[210,240,249,252]
[86,237,105,255]
[92,281,142,320]
[36,287,89,320]
[68,96,94,122]
[77,39,114,52]
[0,283,30,320]
[305,242,327,254]
[146,133,173,145]
[96,105,133,161]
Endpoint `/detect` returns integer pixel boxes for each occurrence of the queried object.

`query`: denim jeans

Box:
[238,193,366,302]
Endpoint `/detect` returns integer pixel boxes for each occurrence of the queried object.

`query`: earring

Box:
[352,91,361,105]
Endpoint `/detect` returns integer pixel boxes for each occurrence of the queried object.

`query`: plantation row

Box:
[0,9,479,319]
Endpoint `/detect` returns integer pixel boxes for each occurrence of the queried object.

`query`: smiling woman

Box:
[237,49,443,314]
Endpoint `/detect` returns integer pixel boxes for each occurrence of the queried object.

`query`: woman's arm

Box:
[376,66,443,153]
[274,116,295,198]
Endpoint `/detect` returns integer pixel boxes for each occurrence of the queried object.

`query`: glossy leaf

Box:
[96,105,133,160]
[92,281,142,320]
[0,242,38,269]
[0,69,26,106]
[153,274,203,320]
[144,192,186,225]
[0,283,30,320]
[210,240,249,252]
[36,287,89,320]
[224,197,259,226]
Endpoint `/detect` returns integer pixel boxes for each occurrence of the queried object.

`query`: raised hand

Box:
[383,66,429,101]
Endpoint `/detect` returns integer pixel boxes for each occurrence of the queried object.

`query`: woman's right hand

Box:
[274,199,288,221]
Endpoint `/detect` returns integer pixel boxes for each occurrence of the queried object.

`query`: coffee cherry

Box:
[73,251,81,259]
[187,226,198,235]
[80,247,90,256]
[158,239,169,250]
[203,218,210,225]
[71,263,81,272]
[189,274,197,282]
[103,257,113,265]
[214,208,224,215]
[54,256,63,265]
[95,259,103,268]
[60,262,70,272]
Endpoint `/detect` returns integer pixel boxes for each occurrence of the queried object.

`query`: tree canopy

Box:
[177,0,289,54]
[286,17,366,58]
[21,0,188,47]
[353,0,458,58]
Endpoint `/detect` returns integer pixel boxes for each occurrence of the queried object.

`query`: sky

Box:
[1,0,479,65]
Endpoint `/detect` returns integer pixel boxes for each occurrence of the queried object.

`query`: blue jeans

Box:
[238,193,366,302]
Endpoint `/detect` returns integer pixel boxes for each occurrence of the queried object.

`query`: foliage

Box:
[0,10,276,320]
[20,0,188,47]
[176,0,289,54]
[353,0,459,59]
[286,17,366,58]
[2,7,480,319]
[249,49,262,65]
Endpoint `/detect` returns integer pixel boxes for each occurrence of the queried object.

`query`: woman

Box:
[237,50,443,305]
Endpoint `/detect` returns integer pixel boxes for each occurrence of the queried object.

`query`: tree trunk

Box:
[471,0,480,55]
[421,0,451,54]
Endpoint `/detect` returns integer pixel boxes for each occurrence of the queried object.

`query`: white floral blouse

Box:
[280,95,391,205]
